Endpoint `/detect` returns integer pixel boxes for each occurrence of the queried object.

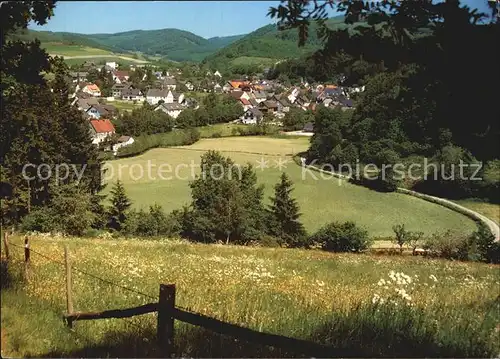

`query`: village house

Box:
[287,87,301,104]
[163,77,177,90]
[252,91,268,104]
[242,108,263,125]
[213,83,223,93]
[122,88,144,101]
[69,71,88,83]
[111,83,129,99]
[105,62,117,70]
[89,119,115,145]
[259,100,279,115]
[229,90,251,102]
[239,98,252,112]
[165,90,184,104]
[227,80,250,91]
[112,70,130,84]
[86,104,117,119]
[213,70,222,78]
[76,97,100,111]
[112,135,135,155]
[82,83,101,97]
[154,102,185,119]
[146,89,170,105]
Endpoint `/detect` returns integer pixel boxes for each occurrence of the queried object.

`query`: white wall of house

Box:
[91,131,114,145]
[82,87,101,97]
[112,137,135,155]
[147,96,167,105]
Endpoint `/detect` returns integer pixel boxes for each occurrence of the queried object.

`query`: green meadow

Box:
[102,137,476,237]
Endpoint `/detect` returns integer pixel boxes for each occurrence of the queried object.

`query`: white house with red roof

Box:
[82,83,101,97]
[89,119,115,145]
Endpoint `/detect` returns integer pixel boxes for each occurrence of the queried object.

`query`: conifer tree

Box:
[108,180,132,231]
[268,173,307,247]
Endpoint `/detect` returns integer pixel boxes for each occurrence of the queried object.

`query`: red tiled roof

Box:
[240,98,250,105]
[90,119,115,133]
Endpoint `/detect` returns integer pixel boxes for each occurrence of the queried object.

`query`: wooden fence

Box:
[2,234,342,358]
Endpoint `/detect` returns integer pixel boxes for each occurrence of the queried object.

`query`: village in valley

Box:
[69,60,363,155]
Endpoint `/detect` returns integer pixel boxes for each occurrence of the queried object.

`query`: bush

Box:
[124,205,182,238]
[20,209,59,233]
[258,235,281,248]
[211,131,222,138]
[116,128,200,157]
[310,221,371,252]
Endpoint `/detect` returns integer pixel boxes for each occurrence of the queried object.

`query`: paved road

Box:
[49,54,149,64]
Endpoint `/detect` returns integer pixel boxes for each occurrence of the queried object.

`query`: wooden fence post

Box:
[3,232,9,260]
[64,245,74,328]
[157,284,176,358]
[24,236,30,279]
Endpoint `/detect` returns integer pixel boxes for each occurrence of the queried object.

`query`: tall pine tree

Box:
[108,180,132,231]
[1,1,104,227]
[268,173,307,247]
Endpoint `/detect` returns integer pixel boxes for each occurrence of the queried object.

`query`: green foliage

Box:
[282,108,314,131]
[270,1,499,202]
[124,204,181,237]
[115,128,201,157]
[267,173,307,247]
[20,184,95,236]
[175,94,242,128]
[424,224,497,263]
[113,107,174,136]
[310,221,371,252]
[391,223,424,254]
[1,2,102,225]
[108,180,131,231]
[181,151,266,244]
[20,209,58,233]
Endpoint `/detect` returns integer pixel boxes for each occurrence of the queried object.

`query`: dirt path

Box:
[49,54,149,63]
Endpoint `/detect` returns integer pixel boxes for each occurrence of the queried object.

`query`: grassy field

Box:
[43,43,112,56]
[455,200,500,224]
[1,235,499,357]
[230,56,278,67]
[106,99,144,112]
[102,137,476,237]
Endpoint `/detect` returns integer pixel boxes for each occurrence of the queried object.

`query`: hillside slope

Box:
[15,28,245,62]
[202,16,359,70]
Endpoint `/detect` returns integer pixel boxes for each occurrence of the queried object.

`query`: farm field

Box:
[1,235,498,357]
[43,43,112,56]
[102,137,477,237]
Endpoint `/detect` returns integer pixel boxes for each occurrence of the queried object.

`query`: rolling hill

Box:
[202,16,359,71]
[13,27,245,62]
[84,29,245,62]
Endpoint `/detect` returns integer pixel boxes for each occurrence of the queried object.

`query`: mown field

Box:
[1,235,498,357]
[43,43,112,56]
[102,137,476,237]
[105,99,144,112]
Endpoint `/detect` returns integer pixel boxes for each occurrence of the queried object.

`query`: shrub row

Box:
[115,128,201,158]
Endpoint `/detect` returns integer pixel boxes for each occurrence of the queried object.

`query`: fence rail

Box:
[1,235,339,358]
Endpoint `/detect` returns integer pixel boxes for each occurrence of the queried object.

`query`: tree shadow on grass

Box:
[26,302,500,358]
[34,325,308,358]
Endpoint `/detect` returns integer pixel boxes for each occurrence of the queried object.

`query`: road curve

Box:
[300,161,500,241]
